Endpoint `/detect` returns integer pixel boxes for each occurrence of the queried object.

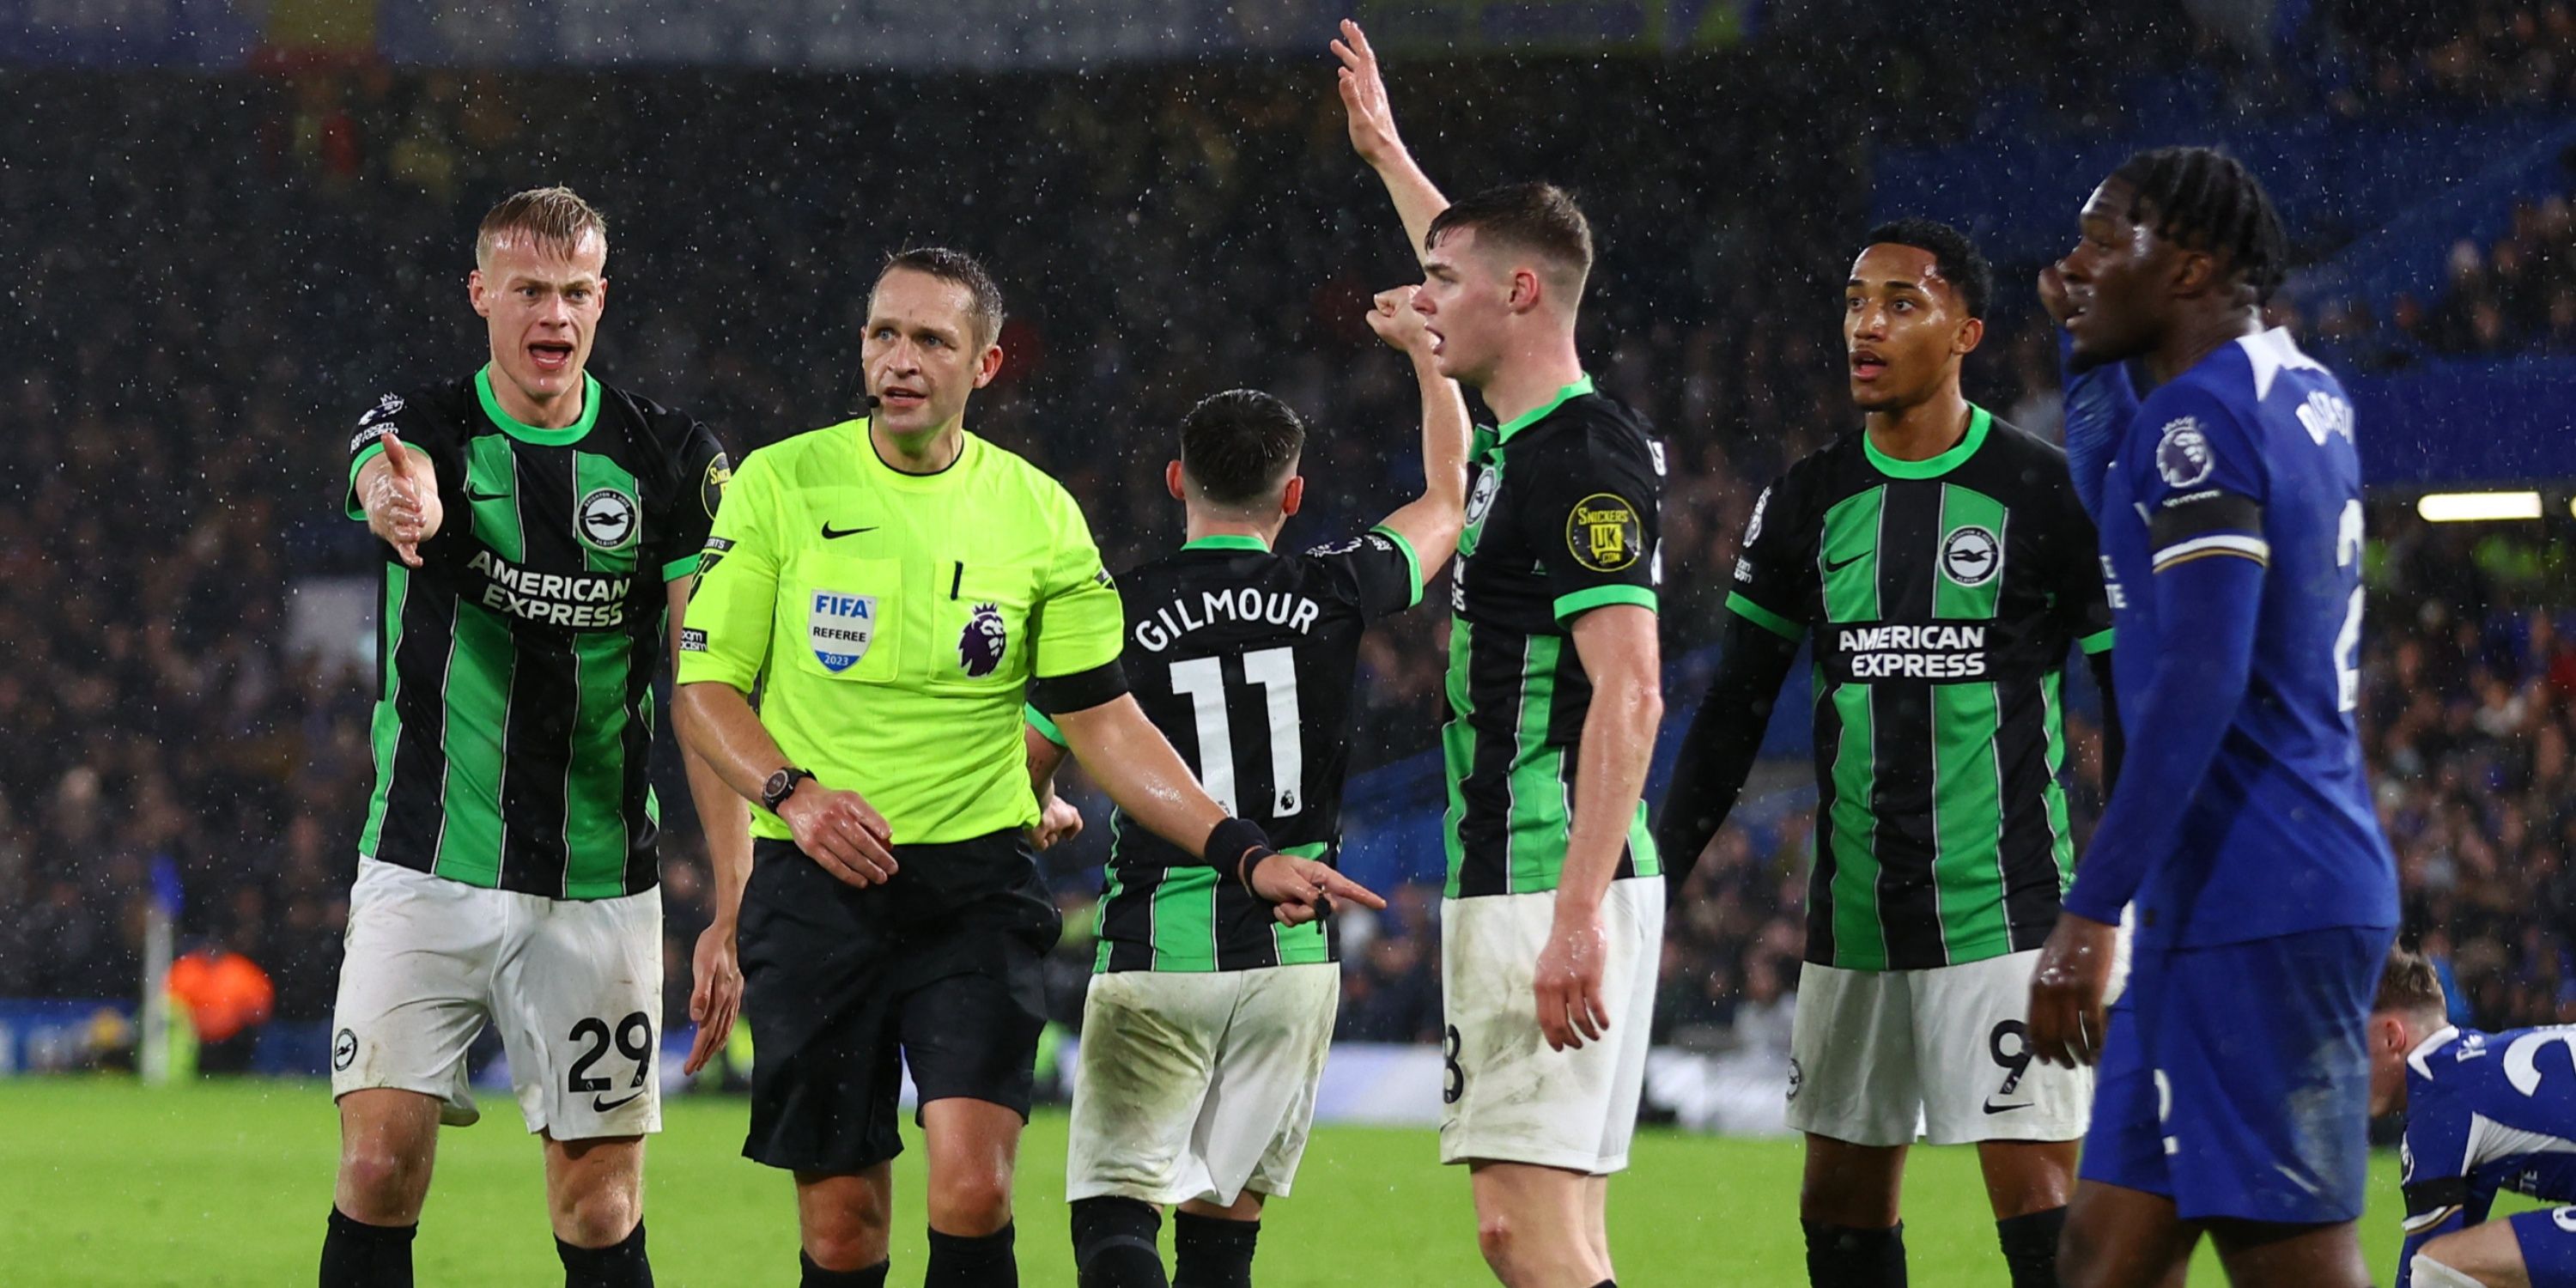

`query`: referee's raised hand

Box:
[776,782,898,887]
[362,432,443,568]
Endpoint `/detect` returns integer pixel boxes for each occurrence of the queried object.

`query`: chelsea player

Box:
[2370,946,2576,1288]
[2021,146,2400,1288]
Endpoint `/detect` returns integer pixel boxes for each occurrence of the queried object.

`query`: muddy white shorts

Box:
[1066,962,1340,1207]
[1438,878,1663,1175]
[330,859,663,1139]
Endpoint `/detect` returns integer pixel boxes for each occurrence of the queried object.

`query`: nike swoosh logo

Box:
[822,523,877,539]
[1824,551,1868,574]
[592,1091,647,1113]
[1982,1098,2031,1115]
[465,488,511,502]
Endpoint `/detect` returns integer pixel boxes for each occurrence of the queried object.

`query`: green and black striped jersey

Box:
[1030,529,1425,973]
[343,367,728,899]
[1442,376,1666,899]
[1729,406,2113,970]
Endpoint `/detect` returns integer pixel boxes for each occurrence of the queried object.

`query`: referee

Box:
[672,247,1378,1288]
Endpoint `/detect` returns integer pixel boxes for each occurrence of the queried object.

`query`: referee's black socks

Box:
[1996,1206,2066,1288]
[321,1206,416,1288]
[1802,1218,1906,1288]
[556,1219,652,1288]
[1071,1197,1166,1288]
[1170,1211,1256,1288]
[927,1221,1018,1288]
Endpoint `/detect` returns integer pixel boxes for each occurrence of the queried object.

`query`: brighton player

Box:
[1658,219,2117,1288]
[1339,22,1666,1288]
[673,247,1378,1288]
[2371,947,2576,1288]
[2024,147,2400,1288]
[326,186,747,1288]
[1030,289,1468,1288]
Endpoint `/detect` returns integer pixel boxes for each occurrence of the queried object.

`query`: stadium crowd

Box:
[0,33,2566,1074]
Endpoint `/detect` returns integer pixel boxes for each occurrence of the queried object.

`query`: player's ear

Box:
[1166,460,1186,501]
[1510,266,1542,314]
[468,269,490,319]
[1953,315,1985,357]
[1281,475,1305,517]
[973,340,1005,389]
[2170,247,2219,299]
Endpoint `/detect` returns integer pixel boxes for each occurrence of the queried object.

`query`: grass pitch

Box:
[1,1078,2417,1285]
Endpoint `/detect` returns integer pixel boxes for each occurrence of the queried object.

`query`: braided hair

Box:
[2108,146,2289,304]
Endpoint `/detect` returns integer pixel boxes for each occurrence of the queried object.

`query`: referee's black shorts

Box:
[737,829,1062,1174]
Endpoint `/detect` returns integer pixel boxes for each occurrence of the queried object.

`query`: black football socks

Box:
[556,1220,651,1288]
[1803,1218,1906,1288]
[1072,1197,1168,1288]
[320,1206,416,1288]
[1170,1212,1257,1288]
[799,1251,890,1287]
[927,1222,1018,1288]
[1996,1206,2067,1288]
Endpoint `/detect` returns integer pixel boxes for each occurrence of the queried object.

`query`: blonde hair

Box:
[476,186,609,267]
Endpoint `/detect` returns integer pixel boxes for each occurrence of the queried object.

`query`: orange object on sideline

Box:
[166,949,276,1043]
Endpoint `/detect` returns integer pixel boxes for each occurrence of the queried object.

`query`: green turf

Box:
[0,1078,2421,1285]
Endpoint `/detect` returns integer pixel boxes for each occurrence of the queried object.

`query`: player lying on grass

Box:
[1025,285,1467,1288]
[2372,946,2576,1288]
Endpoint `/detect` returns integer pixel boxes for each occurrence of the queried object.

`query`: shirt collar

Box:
[1495,374,1595,444]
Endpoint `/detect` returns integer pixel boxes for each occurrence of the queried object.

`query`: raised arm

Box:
[1364,285,1472,571]
[1334,19,1449,255]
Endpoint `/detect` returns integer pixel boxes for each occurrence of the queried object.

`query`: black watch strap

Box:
[761,767,813,812]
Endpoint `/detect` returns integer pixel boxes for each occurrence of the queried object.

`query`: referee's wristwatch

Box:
[761,767,815,812]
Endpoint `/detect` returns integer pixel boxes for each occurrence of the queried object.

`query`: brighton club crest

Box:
[958,601,1008,677]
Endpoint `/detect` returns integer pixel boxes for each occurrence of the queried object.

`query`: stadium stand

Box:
[2,13,2571,1088]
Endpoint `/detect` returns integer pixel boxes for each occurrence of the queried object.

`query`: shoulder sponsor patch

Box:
[1565,492,1643,573]
[2154,416,2215,489]
[702,453,732,519]
[1745,485,1771,544]
[677,627,708,653]
[810,592,877,672]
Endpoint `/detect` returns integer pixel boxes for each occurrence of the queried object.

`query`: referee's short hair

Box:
[477,186,608,267]
[1179,390,1305,510]
[877,246,1008,348]
[1425,182,1594,304]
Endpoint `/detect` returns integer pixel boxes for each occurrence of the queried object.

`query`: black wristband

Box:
[1204,816,1271,875]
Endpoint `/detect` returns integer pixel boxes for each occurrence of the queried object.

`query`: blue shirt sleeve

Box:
[2057,330,2139,519]
[2396,1073,2481,1288]
[2063,381,2275,925]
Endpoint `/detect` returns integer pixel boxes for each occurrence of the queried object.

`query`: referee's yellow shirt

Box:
[677,419,1124,845]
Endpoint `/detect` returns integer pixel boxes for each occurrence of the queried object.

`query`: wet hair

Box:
[2373,945,2448,1024]
[1178,390,1305,509]
[1862,218,1993,319]
[875,246,1008,347]
[477,185,609,267]
[1425,182,1595,301]
[2109,146,2290,304]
